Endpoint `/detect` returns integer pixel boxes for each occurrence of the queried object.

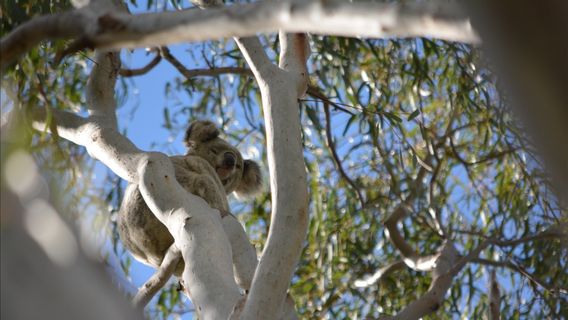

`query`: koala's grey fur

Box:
[118,120,262,276]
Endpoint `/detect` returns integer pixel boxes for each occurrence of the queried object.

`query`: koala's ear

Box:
[235,160,262,198]
[184,120,220,148]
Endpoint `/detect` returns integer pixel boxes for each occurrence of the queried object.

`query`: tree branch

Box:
[278,32,309,97]
[234,37,276,81]
[304,86,355,115]
[220,214,258,292]
[491,223,567,247]
[382,154,441,272]
[163,47,359,120]
[454,223,567,247]
[119,52,162,77]
[380,242,458,319]
[236,33,310,319]
[160,46,253,79]
[386,240,489,319]
[448,239,491,276]
[86,51,120,126]
[133,244,181,307]
[1,0,479,69]
[489,269,501,320]
[323,103,365,209]
[384,204,443,272]
[353,260,405,288]
[472,258,568,296]
[94,1,480,49]
[0,11,85,70]
[0,0,118,70]
[29,107,89,146]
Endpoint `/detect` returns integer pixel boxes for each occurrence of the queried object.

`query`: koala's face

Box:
[184,120,262,197]
[190,137,245,193]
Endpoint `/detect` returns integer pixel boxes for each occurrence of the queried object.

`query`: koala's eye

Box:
[210,149,219,155]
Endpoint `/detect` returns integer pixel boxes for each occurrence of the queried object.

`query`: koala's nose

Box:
[223,152,236,168]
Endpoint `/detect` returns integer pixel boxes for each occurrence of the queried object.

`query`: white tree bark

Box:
[384,204,442,272]
[132,245,181,307]
[131,214,261,309]
[380,165,494,319]
[353,260,405,288]
[221,214,259,292]
[380,240,490,320]
[235,32,310,319]
[1,0,478,70]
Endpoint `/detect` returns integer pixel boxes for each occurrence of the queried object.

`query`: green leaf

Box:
[407,109,420,121]
[342,114,358,136]
[384,112,402,124]
[163,108,172,129]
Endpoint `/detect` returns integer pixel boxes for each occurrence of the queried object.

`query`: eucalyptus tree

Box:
[1,0,566,319]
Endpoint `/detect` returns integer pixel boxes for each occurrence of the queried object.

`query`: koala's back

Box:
[118,183,172,269]
[118,155,228,273]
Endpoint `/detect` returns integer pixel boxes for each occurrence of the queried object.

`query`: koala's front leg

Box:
[177,173,229,212]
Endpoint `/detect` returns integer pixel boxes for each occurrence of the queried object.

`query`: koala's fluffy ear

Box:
[235,160,262,198]
[184,120,220,148]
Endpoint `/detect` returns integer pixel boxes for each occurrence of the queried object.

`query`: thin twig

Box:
[449,134,518,166]
[305,86,355,115]
[160,46,252,79]
[473,258,567,296]
[453,223,567,247]
[382,158,435,271]
[323,102,366,208]
[119,52,162,77]
[448,238,492,276]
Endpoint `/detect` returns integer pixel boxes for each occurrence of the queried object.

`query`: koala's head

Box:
[184,120,262,197]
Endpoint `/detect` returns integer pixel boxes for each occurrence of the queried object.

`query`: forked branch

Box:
[120,52,162,77]
[133,245,182,307]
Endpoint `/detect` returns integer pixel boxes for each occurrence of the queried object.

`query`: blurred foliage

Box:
[1,0,72,37]
[2,0,567,319]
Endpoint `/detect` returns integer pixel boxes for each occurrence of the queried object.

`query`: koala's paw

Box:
[179,173,228,211]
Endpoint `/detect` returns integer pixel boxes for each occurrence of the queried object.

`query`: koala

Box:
[118,120,262,276]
